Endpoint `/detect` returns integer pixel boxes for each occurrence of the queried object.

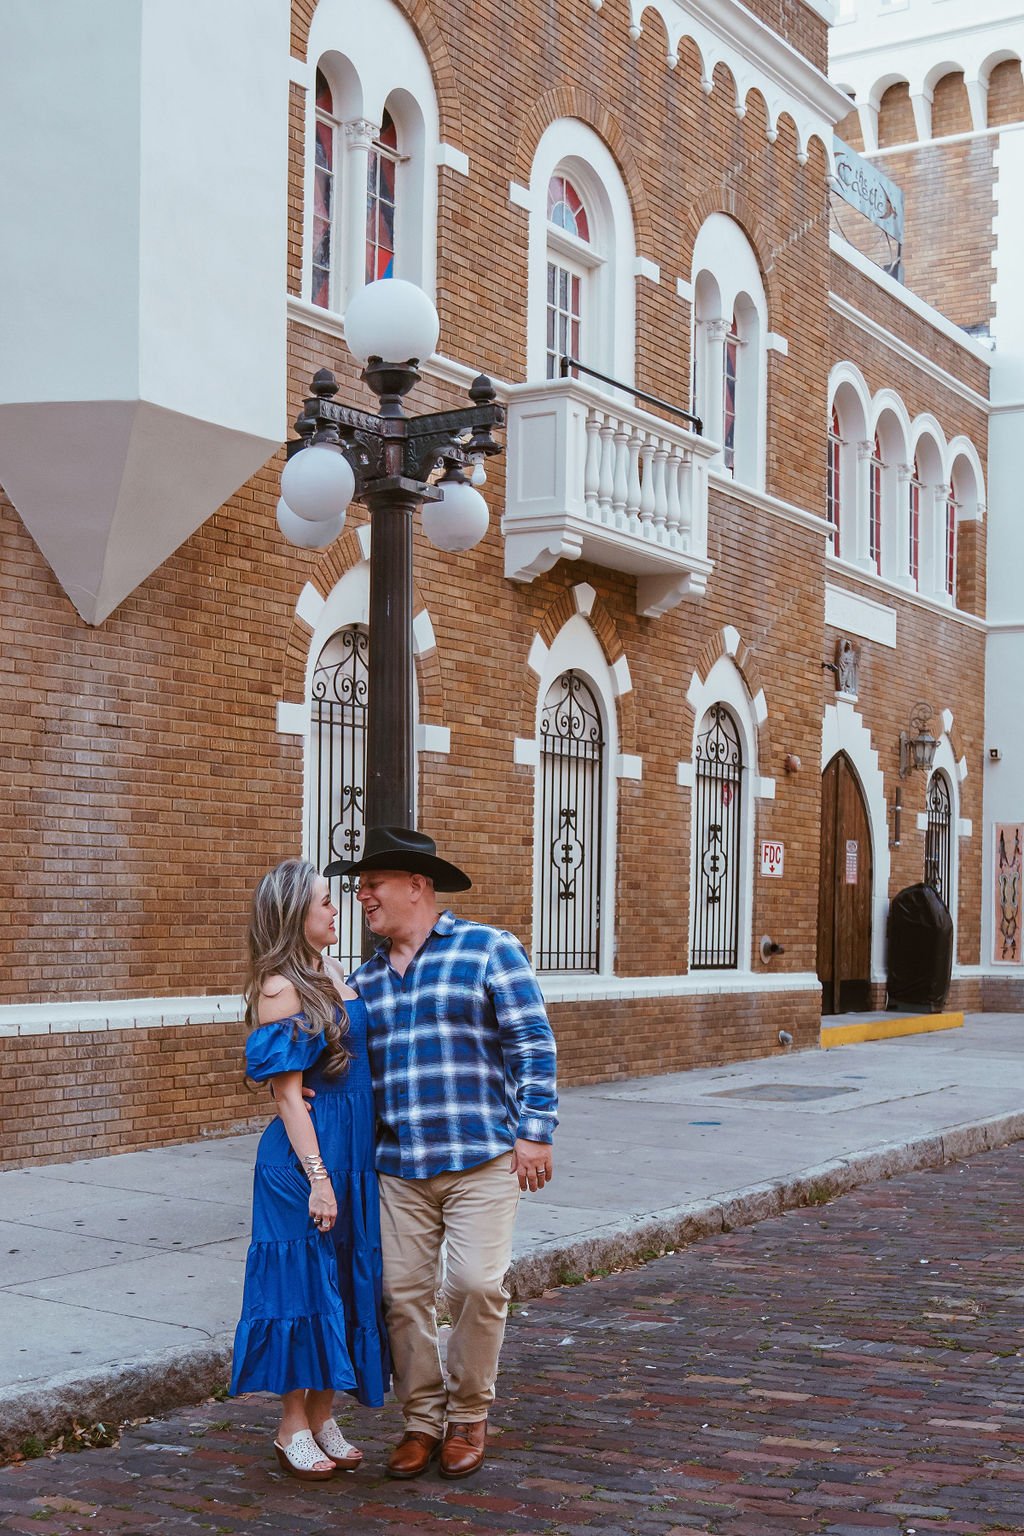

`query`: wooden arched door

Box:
[817,753,874,1014]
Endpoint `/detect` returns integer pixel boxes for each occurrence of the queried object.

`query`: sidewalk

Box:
[2,1012,1022,1453]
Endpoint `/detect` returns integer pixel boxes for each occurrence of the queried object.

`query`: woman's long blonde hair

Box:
[244,859,350,1078]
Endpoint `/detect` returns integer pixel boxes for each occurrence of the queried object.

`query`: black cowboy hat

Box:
[324,826,472,892]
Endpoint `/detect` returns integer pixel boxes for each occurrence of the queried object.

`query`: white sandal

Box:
[273,1428,336,1481]
[312,1416,363,1470]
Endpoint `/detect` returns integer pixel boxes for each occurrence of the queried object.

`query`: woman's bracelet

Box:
[302,1152,330,1184]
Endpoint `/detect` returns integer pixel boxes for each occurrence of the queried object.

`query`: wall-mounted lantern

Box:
[899,702,938,779]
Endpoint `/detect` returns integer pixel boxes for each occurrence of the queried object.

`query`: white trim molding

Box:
[607,0,851,166]
[276,700,306,735]
[540,970,821,1004]
[825,559,987,633]
[0,994,245,1039]
[709,474,834,539]
[831,235,993,374]
[829,291,990,414]
[416,724,450,754]
[437,143,469,176]
[825,584,897,648]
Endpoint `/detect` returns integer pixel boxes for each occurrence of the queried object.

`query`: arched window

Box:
[689,216,767,488]
[691,704,744,970]
[827,405,842,555]
[366,111,399,283]
[536,670,605,972]
[306,0,438,312]
[308,625,369,970]
[869,434,884,574]
[827,369,870,565]
[525,121,636,384]
[925,770,952,907]
[313,69,337,310]
[545,174,592,380]
[908,456,923,590]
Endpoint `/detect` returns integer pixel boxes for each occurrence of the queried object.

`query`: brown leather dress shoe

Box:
[387,1430,442,1480]
[439,1419,487,1479]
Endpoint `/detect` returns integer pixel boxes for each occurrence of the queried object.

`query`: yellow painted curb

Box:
[821,1012,964,1049]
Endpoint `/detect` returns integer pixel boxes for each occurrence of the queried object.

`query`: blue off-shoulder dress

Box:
[230,999,390,1403]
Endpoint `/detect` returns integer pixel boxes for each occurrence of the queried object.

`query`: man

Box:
[324,825,557,1481]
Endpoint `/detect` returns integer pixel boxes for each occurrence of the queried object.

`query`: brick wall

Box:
[879,140,996,332]
[989,59,1024,127]
[878,83,916,149]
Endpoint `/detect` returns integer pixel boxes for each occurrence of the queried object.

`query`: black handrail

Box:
[559,356,703,435]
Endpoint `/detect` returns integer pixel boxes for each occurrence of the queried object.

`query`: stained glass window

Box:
[313,69,336,309]
[869,435,883,574]
[827,407,842,555]
[366,111,398,284]
[908,457,922,589]
[547,175,590,242]
[722,313,739,476]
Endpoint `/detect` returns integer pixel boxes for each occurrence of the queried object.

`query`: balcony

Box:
[502,372,716,617]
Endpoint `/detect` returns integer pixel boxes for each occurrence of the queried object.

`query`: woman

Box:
[230,859,389,1480]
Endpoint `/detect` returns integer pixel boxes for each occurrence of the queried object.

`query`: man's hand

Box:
[510,1138,552,1193]
[269,1083,316,1113]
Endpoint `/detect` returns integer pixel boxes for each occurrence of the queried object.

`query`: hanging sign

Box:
[832,138,904,242]
[760,840,784,878]
[845,839,858,884]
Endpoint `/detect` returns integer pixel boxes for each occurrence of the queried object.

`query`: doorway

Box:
[818,752,874,1014]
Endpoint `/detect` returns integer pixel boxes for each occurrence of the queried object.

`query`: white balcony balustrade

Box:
[502,377,716,617]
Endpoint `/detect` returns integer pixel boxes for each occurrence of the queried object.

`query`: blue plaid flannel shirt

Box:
[351,911,558,1179]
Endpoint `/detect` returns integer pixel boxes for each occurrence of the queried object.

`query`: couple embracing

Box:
[230,826,558,1483]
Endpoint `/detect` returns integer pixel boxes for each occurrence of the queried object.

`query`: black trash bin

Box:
[886,882,953,1012]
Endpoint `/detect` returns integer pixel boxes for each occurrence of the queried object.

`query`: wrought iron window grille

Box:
[309,624,369,970]
[691,703,743,970]
[537,670,605,973]
[924,771,952,908]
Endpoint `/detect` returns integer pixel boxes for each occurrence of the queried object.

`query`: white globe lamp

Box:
[276,498,347,550]
[421,473,490,552]
[344,279,440,365]
[280,443,355,523]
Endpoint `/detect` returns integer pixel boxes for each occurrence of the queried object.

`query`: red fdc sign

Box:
[760,840,784,878]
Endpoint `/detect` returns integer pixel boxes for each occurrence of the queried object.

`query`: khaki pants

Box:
[378,1153,520,1435]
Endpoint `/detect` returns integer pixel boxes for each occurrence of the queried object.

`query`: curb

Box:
[507,1109,1024,1298]
[3,1108,1023,1456]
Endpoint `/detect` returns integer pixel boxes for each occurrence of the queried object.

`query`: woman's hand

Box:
[309,1179,337,1233]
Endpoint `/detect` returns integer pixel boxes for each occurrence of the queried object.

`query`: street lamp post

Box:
[277,279,504,832]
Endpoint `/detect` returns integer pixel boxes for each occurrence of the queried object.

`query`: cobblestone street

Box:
[2,1143,1022,1536]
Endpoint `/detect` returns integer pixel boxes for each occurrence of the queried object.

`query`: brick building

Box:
[831,0,1024,1004]
[0,0,1017,1167]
